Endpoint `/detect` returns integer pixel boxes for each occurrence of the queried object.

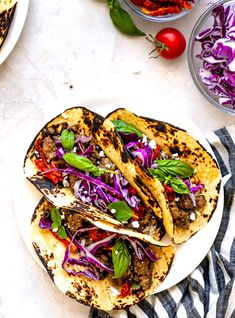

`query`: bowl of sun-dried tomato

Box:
[124,0,198,22]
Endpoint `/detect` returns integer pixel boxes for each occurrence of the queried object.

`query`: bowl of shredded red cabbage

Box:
[188,0,235,114]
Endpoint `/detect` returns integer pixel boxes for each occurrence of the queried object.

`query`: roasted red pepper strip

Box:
[128,186,138,195]
[130,0,192,16]
[51,231,77,253]
[120,283,131,297]
[89,229,111,242]
[143,0,160,10]
[132,205,145,220]
[152,145,161,161]
[35,138,48,167]
[164,184,175,194]
[142,6,181,16]
[167,192,176,202]
[34,138,63,184]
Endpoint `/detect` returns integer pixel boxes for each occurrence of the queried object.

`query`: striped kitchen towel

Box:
[89,126,235,318]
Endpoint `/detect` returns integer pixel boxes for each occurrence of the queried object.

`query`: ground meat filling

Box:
[169,194,207,229]
[169,201,190,228]
[65,213,84,234]
[42,136,57,160]
[177,194,194,210]
[139,210,157,234]
[99,157,115,184]
[196,195,207,208]
[133,255,152,291]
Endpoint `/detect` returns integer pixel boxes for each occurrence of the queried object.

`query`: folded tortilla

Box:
[32,198,175,310]
[0,0,17,49]
[24,107,164,240]
[107,108,221,244]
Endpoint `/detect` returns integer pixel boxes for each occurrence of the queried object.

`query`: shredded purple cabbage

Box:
[83,144,94,157]
[74,179,108,211]
[196,3,235,108]
[127,142,153,169]
[113,172,141,209]
[56,147,66,159]
[87,234,116,254]
[62,229,114,279]
[123,235,159,262]
[39,218,52,229]
[62,238,99,280]
[42,167,122,198]
[184,179,205,194]
[119,132,139,143]
[75,136,92,144]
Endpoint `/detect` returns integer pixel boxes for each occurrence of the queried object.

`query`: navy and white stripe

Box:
[90,126,235,318]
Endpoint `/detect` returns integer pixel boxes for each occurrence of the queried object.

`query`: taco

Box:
[24,107,164,239]
[31,198,175,310]
[107,108,221,244]
[0,0,17,49]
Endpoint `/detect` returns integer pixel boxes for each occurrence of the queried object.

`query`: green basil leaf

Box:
[63,153,99,174]
[51,221,60,230]
[157,160,195,178]
[63,153,115,176]
[51,207,61,225]
[132,282,141,290]
[108,200,133,221]
[170,177,190,194]
[112,120,142,137]
[147,168,167,182]
[112,239,130,279]
[61,129,75,151]
[92,168,106,177]
[109,1,145,36]
[57,226,67,239]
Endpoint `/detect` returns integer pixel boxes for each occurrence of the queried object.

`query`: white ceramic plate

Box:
[0,0,29,65]
[14,97,224,296]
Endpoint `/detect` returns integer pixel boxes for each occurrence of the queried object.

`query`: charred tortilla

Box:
[0,0,17,49]
[24,107,164,240]
[31,198,175,311]
[107,108,221,244]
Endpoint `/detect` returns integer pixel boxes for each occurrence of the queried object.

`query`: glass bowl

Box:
[188,0,235,115]
[124,0,199,22]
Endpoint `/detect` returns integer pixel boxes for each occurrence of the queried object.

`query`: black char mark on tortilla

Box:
[24,107,164,240]
[106,108,221,244]
[31,198,175,310]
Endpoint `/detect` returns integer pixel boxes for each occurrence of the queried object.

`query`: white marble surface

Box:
[0,1,234,318]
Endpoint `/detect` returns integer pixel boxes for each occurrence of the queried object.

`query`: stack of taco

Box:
[24,107,220,310]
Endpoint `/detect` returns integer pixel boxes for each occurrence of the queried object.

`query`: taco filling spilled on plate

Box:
[24,107,164,239]
[108,108,221,244]
[32,198,175,310]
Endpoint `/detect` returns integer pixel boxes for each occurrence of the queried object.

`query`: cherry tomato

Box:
[147,28,186,59]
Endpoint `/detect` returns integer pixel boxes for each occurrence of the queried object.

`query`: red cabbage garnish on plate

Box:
[195,3,235,109]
